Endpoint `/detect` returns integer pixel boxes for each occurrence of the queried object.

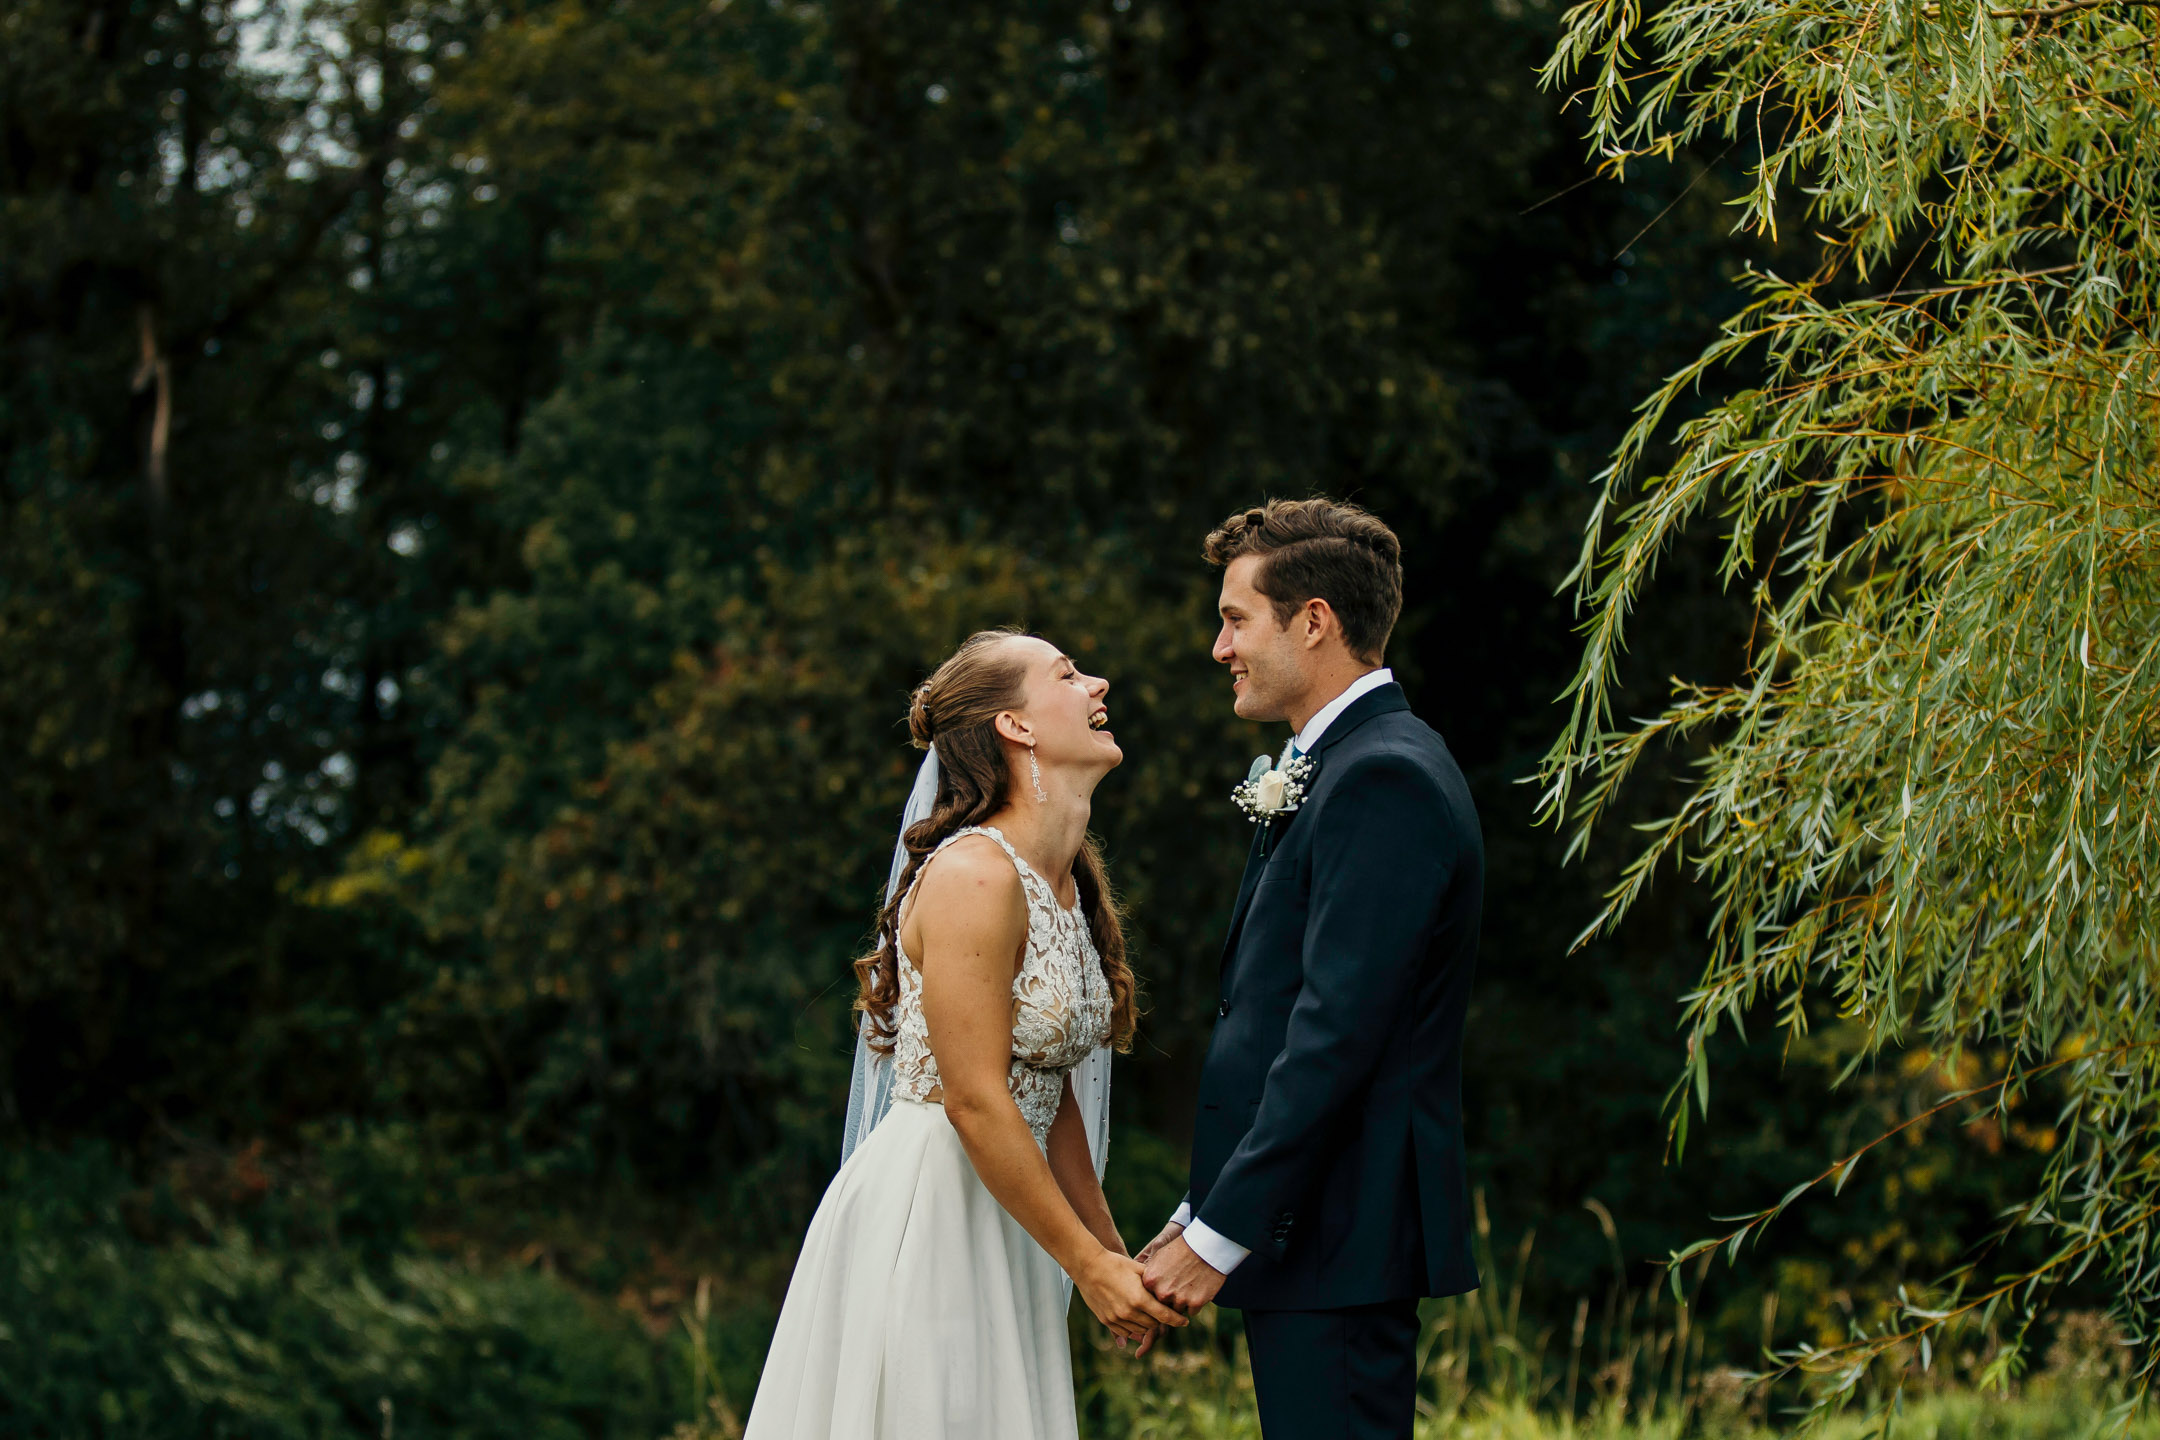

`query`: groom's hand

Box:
[1142,1235,1226,1316]
[1132,1223,1186,1360]
[1134,1220,1185,1266]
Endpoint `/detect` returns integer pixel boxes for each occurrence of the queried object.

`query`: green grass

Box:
[7,1144,2146,1440]
[1073,1312,2152,1440]
[1059,1188,2150,1440]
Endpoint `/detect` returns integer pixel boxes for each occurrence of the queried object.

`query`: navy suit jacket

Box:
[1188,682,1483,1311]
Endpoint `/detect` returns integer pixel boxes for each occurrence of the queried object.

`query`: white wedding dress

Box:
[745,825,1113,1440]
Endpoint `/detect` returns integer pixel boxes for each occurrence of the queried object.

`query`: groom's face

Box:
[1213,556,1307,723]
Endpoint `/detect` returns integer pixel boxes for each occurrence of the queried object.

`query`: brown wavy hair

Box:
[1203,496,1404,664]
[854,629,1136,1054]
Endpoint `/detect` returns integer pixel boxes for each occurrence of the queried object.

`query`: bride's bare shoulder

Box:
[909,834,1027,942]
[914,833,1024,905]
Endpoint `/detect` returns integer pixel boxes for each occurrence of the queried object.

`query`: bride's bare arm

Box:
[912,841,1181,1344]
[1045,1078,1123,1256]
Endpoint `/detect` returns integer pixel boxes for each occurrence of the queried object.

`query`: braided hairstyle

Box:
[854,629,1136,1054]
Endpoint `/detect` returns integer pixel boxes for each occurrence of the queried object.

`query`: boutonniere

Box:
[1232,753,1314,824]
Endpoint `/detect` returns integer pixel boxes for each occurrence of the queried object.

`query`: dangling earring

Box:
[1028,745,1047,804]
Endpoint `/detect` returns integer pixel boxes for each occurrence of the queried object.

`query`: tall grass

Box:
[1067,1192,2150,1439]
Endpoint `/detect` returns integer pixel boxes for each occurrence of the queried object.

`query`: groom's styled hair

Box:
[1203,497,1404,663]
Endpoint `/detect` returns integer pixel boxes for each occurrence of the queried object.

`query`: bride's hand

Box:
[1076,1250,1187,1346]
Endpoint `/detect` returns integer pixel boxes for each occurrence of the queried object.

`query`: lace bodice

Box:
[890,826,1113,1144]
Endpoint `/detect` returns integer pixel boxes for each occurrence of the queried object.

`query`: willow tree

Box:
[1540,0,2160,1398]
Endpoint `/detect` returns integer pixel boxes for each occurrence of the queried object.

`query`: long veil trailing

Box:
[840,749,1113,1188]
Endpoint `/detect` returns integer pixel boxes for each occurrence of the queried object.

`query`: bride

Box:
[745,629,1187,1440]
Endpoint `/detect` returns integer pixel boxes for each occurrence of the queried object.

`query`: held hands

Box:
[1134,1220,1186,1266]
[1075,1249,1188,1350]
[1141,1234,1227,1317]
[1125,1223,1230,1357]
[1130,1220,1193,1358]
[1083,1224,1230,1357]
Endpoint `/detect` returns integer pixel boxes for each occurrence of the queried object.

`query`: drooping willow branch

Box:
[1663,1038,2160,1290]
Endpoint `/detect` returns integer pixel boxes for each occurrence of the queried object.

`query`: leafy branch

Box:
[1542,0,2160,1401]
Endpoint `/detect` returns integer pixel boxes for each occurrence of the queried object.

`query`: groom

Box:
[1140,498,1483,1440]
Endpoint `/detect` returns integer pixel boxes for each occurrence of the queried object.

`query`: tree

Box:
[1542,0,2160,1394]
[345,0,1546,1208]
[13,0,2031,1377]
[0,0,516,1135]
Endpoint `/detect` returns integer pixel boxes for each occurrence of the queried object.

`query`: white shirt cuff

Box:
[1181,1219,1250,1275]
[1169,1201,1193,1228]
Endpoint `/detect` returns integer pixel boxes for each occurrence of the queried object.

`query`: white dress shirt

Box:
[1170,668,1395,1274]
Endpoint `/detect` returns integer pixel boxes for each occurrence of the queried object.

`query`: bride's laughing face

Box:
[1000,636,1120,778]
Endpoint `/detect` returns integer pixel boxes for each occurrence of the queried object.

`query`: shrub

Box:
[0,1146,673,1440]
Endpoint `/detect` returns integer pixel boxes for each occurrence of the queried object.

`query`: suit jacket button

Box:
[1217,1000,1230,1018]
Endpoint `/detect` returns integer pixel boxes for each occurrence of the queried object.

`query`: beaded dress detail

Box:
[746,823,1114,1440]
[889,826,1112,1143]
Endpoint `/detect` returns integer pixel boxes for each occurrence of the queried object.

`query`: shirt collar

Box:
[1289,667,1394,758]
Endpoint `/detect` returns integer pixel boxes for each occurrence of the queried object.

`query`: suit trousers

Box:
[1241,1298,1421,1440]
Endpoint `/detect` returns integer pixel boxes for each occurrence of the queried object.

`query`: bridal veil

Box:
[841,747,1113,1183]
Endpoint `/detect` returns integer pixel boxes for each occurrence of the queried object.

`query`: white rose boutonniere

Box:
[1232,752,1314,824]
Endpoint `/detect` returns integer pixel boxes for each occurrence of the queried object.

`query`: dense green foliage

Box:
[1541,0,2160,1398]
[0,1147,678,1438]
[2,1145,2136,1436]
[3,0,2131,1427]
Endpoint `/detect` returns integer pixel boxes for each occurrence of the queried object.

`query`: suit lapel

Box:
[1216,683,1413,975]
[1219,823,1270,968]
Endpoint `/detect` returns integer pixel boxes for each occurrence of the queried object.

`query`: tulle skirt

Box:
[744,1098,1078,1440]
